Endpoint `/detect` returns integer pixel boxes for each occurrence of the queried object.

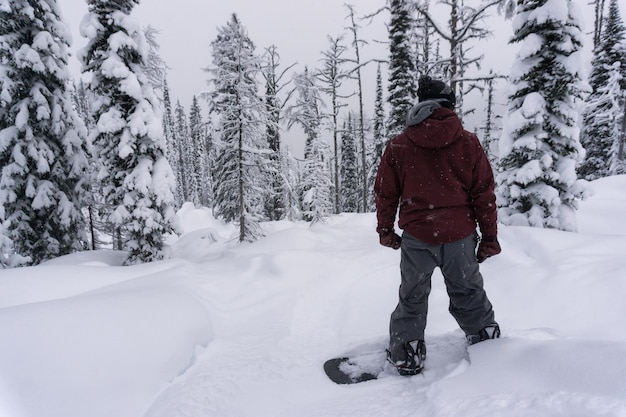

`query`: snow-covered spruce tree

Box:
[287,67,332,223]
[189,95,210,207]
[79,0,177,264]
[262,45,295,221]
[579,0,626,180]
[0,0,90,267]
[593,0,608,49]
[208,14,269,242]
[280,145,301,221]
[72,78,110,250]
[161,78,182,207]
[367,64,386,211]
[340,114,359,213]
[72,80,95,133]
[496,0,587,232]
[387,0,417,139]
[173,101,191,202]
[607,67,626,175]
[142,26,166,103]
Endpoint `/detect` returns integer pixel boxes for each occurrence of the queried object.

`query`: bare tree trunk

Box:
[238,119,245,242]
[347,6,368,213]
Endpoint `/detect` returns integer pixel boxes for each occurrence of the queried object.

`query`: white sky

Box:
[56,0,626,151]
[59,0,388,105]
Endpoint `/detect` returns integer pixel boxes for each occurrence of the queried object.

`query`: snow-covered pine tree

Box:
[161,78,182,206]
[579,0,626,180]
[72,78,112,250]
[367,64,386,211]
[607,66,626,175]
[142,26,167,103]
[72,79,104,250]
[387,0,417,139]
[593,0,608,49]
[340,114,359,213]
[173,101,192,203]
[208,14,269,242]
[189,95,210,207]
[287,67,332,223]
[496,0,587,232]
[262,45,295,221]
[0,0,90,267]
[79,0,177,264]
[280,145,301,221]
[72,80,94,133]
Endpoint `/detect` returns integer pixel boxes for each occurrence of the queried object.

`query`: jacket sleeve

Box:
[374,141,401,233]
[469,134,498,238]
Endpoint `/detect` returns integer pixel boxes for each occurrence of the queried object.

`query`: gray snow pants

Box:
[388,231,496,360]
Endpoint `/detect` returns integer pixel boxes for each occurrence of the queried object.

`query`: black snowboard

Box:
[323,333,472,385]
[323,356,381,384]
[324,348,387,384]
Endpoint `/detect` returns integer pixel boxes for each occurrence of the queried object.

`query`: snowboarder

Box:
[374,76,501,376]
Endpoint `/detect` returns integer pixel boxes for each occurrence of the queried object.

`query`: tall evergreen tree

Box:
[279,145,301,221]
[0,0,90,267]
[142,26,167,102]
[80,0,177,264]
[340,114,359,213]
[496,0,587,232]
[593,0,608,49]
[606,66,626,175]
[368,64,386,211]
[72,80,95,133]
[161,78,182,206]
[208,14,269,242]
[73,78,117,250]
[386,0,417,138]
[189,95,209,207]
[287,67,332,222]
[262,45,293,221]
[579,0,626,180]
[173,101,191,203]
[72,79,103,249]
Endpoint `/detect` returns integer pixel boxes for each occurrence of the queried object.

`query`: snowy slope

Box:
[1,177,626,417]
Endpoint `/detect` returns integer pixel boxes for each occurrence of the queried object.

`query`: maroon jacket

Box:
[374,107,497,244]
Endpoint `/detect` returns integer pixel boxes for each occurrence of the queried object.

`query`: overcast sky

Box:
[55,0,626,151]
[59,0,389,106]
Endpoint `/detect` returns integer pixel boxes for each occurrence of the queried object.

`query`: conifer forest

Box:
[0,0,624,267]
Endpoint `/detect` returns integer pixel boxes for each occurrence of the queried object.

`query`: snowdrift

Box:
[1,177,625,417]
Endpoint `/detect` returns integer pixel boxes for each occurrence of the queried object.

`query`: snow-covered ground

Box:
[1,176,626,417]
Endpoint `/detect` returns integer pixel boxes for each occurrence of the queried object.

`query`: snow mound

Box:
[0,275,212,417]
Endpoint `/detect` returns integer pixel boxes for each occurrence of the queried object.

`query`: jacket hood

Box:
[404,104,463,149]
[406,99,447,126]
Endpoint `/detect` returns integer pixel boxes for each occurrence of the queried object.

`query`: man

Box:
[374,76,501,376]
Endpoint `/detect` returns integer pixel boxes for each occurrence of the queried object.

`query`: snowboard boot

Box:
[387,340,426,376]
[467,324,501,345]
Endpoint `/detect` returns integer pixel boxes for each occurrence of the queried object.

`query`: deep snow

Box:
[1,176,626,417]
